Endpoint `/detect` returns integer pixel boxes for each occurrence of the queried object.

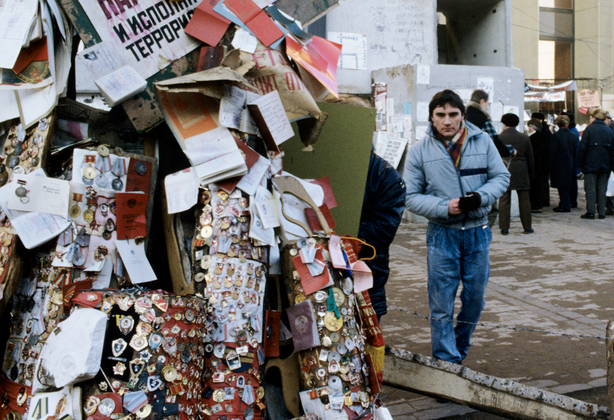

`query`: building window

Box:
[539,0,573,9]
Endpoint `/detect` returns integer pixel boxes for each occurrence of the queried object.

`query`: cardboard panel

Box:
[281,101,375,237]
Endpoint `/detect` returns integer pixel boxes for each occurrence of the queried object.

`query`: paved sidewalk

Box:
[381,186,612,418]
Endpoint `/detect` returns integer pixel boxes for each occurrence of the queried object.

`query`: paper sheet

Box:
[164,168,200,214]
[8,174,70,218]
[116,239,157,284]
[327,32,367,70]
[416,102,430,122]
[236,156,269,196]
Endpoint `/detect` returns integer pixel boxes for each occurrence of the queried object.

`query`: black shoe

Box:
[606,208,614,215]
[524,228,534,234]
[553,207,570,212]
[581,213,595,219]
[501,229,509,235]
[599,214,606,219]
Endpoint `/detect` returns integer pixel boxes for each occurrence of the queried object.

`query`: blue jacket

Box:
[404,121,510,229]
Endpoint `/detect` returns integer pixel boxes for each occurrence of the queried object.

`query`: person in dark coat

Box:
[560,111,580,208]
[577,108,614,219]
[549,115,578,212]
[465,90,514,158]
[532,112,552,207]
[528,118,543,212]
[498,113,535,234]
[357,151,406,322]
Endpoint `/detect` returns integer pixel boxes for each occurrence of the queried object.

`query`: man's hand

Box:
[449,198,463,215]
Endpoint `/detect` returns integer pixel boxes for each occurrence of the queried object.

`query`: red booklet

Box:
[224,0,284,46]
[184,0,231,47]
[115,192,148,240]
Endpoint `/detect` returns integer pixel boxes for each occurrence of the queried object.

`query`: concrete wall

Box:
[326,0,437,94]
[438,0,512,67]
[511,0,539,79]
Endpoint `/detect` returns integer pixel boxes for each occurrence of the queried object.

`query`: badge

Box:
[113,362,126,376]
[118,316,134,335]
[83,166,96,180]
[72,251,86,266]
[324,312,343,332]
[70,205,81,219]
[134,297,152,314]
[95,174,109,189]
[129,359,145,377]
[112,178,123,191]
[151,294,168,312]
[147,376,163,391]
[332,287,346,307]
[343,277,353,295]
[136,404,152,419]
[161,365,178,382]
[83,208,95,223]
[98,397,116,416]
[135,322,152,337]
[111,338,128,357]
[129,335,147,351]
[328,375,342,390]
[139,308,156,324]
[97,145,110,157]
[135,161,147,175]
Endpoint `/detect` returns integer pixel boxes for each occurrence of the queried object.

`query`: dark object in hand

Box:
[458,192,481,210]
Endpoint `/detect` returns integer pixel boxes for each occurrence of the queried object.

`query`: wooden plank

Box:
[384,349,609,420]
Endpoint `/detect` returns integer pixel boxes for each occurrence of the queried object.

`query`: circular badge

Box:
[70,205,81,219]
[327,350,341,363]
[83,166,96,180]
[98,397,115,416]
[201,225,213,239]
[314,291,328,303]
[135,404,151,419]
[83,208,95,223]
[336,342,347,355]
[345,337,355,352]
[343,277,354,295]
[213,343,226,358]
[112,178,123,191]
[7,156,18,169]
[97,145,110,157]
[324,312,343,332]
[194,272,205,283]
[332,287,346,307]
[72,251,86,266]
[82,176,94,186]
[135,161,147,175]
[95,174,109,189]
[212,389,225,403]
[328,375,342,390]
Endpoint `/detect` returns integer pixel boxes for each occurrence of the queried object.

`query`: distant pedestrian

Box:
[560,111,580,208]
[549,115,577,212]
[532,113,552,207]
[466,90,514,158]
[498,113,534,234]
[577,108,614,219]
[528,118,543,212]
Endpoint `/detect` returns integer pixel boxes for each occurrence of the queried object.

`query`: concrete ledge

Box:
[384,348,609,420]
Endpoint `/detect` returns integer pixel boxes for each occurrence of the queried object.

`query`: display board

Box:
[282,101,375,237]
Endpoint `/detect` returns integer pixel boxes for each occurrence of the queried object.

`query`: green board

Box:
[281,101,375,237]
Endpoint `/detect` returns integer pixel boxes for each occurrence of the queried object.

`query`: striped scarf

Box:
[438,122,467,169]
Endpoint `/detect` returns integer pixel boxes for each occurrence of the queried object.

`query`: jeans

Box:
[426,222,492,364]
[584,172,609,215]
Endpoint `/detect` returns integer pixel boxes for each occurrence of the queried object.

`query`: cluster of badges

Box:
[286,242,375,417]
[2,263,62,387]
[0,119,49,186]
[78,146,128,192]
[190,185,269,420]
[192,186,267,291]
[92,291,209,419]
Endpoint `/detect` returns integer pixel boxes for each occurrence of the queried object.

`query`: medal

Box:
[111,157,126,191]
[83,155,97,180]
[135,160,147,175]
[70,193,83,218]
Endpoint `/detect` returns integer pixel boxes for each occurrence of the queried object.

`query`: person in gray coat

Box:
[549,115,578,212]
[498,113,535,234]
